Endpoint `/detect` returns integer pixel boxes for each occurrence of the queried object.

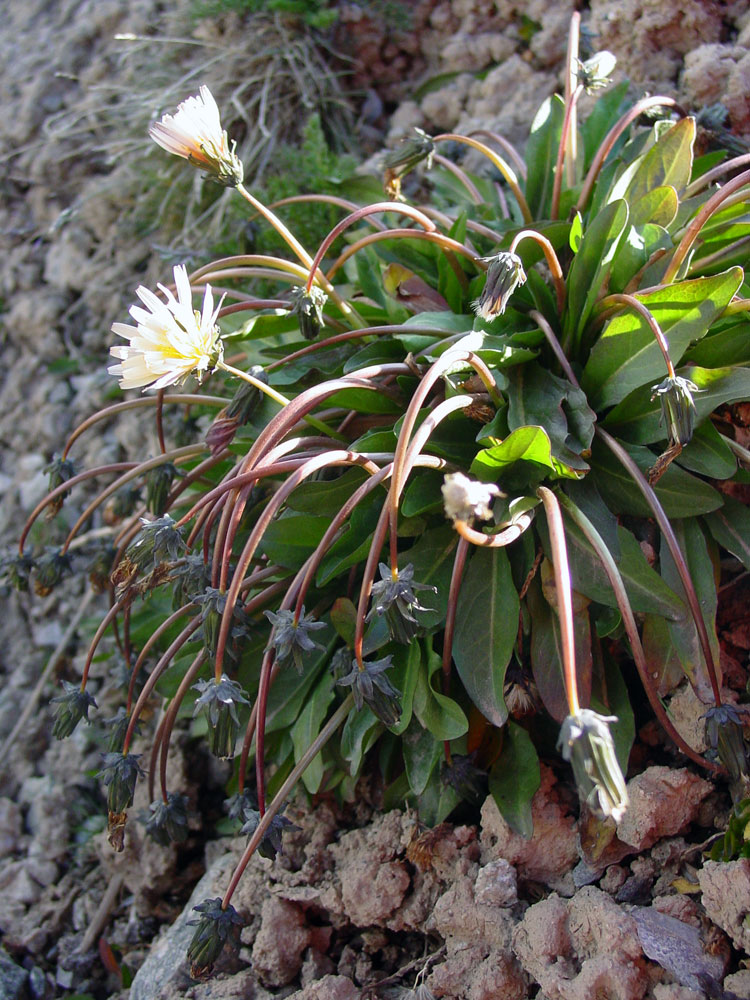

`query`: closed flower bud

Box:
[384,127,435,198]
[126,515,185,572]
[239,806,300,860]
[651,375,700,447]
[366,563,435,644]
[473,252,526,320]
[338,654,402,726]
[51,680,97,740]
[2,553,35,593]
[206,369,268,454]
[704,704,749,783]
[143,792,190,846]
[44,456,77,519]
[577,51,617,93]
[187,897,243,978]
[193,674,250,760]
[289,286,327,341]
[559,709,628,823]
[33,548,72,597]
[264,607,326,673]
[98,752,145,813]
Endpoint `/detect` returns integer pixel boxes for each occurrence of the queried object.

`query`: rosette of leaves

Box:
[22,18,750,944]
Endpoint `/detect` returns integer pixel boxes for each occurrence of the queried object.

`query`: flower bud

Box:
[384,127,435,198]
[33,548,72,597]
[704,704,749,783]
[473,252,526,320]
[51,680,97,740]
[187,897,243,978]
[193,675,250,760]
[146,462,181,516]
[559,709,628,823]
[650,375,700,447]
[98,752,145,813]
[366,563,435,645]
[338,654,402,726]
[143,792,190,846]
[289,286,327,341]
[577,51,617,93]
[44,456,77,519]
[264,607,326,673]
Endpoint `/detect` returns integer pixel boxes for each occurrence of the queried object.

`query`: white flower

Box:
[149,85,243,186]
[109,265,223,391]
[442,472,501,523]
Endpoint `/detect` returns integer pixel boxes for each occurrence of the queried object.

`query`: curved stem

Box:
[551,82,584,221]
[305,202,437,294]
[663,168,750,284]
[596,427,722,706]
[564,13,581,189]
[433,134,532,223]
[558,492,721,773]
[467,129,527,179]
[433,152,483,204]
[529,309,577,384]
[126,602,195,714]
[61,395,227,460]
[598,293,675,378]
[537,486,579,715]
[325,228,480,282]
[157,650,208,802]
[683,152,750,199]
[453,513,534,547]
[222,694,354,909]
[509,230,567,313]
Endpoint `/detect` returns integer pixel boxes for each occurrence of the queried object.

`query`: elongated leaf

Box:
[402,524,458,631]
[582,81,630,171]
[340,704,381,775]
[452,547,518,728]
[642,613,687,696]
[285,467,368,516]
[705,496,750,571]
[291,671,335,793]
[388,640,422,737]
[685,320,750,368]
[544,517,686,620]
[525,94,565,218]
[564,199,629,345]
[628,185,679,228]
[591,438,723,517]
[675,422,737,479]
[317,497,382,585]
[582,268,743,409]
[625,117,695,203]
[658,520,721,702]
[609,222,672,294]
[471,425,557,489]
[600,658,635,774]
[261,511,330,570]
[488,721,540,839]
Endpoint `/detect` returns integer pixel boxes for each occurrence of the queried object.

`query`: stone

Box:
[285,975,357,1000]
[616,767,713,851]
[480,764,578,888]
[474,858,517,908]
[0,948,28,1000]
[0,799,22,858]
[250,897,313,988]
[698,858,750,953]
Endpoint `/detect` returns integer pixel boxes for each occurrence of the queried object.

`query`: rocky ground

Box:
[2,1,750,998]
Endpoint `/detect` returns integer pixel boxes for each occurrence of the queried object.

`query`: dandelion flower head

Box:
[109,265,222,391]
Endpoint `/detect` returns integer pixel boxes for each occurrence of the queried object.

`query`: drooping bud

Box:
[44,456,77,519]
[704,704,749,784]
[559,709,628,823]
[51,680,98,740]
[366,563,435,644]
[337,654,402,726]
[264,607,326,673]
[143,792,190,845]
[473,252,526,320]
[289,286,327,341]
[384,127,435,198]
[186,897,243,978]
[205,367,268,454]
[650,374,700,447]
[145,462,181,516]
[33,548,73,597]
[192,674,250,760]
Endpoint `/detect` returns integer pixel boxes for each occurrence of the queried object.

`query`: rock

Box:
[631,905,725,991]
[480,764,578,889]
[128,849,241,1000]
[513,888,648,1000]
[0,799,22,858]
[250,897,314,988]
[0,948,28,1000]
[698,858,750,953]
[616,767,713,851]
[474,858,518,908]
[285,974,358,1000]
[724,969,750,998]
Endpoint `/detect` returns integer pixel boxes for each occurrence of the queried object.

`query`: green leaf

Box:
[604,364,750,443]
[387,640,421,737]
[551,516,686,620]
[591,438,723,517]
[401,469,446,516]
[609,222,672,294]
[260,511,330,570]
[402,720,441,796]
[291,671,335,793]
[564,199,629,346]
[600,657,635,774]
[642,613,686,696]
[582,268,743,409]
[285,467,368,516]
[658,520,721,702]
[507,364,595,473]
[471,425,557,488]
[625,117,695,203]
[413,643,468,741]
[525,94,565,218]
[452,547,518,727]
[675,421,737,479]
[705,496,750,572]
[685,319,750,368]
[488,721,540,839]
[628,185,679,228]
[340,704,381,775]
